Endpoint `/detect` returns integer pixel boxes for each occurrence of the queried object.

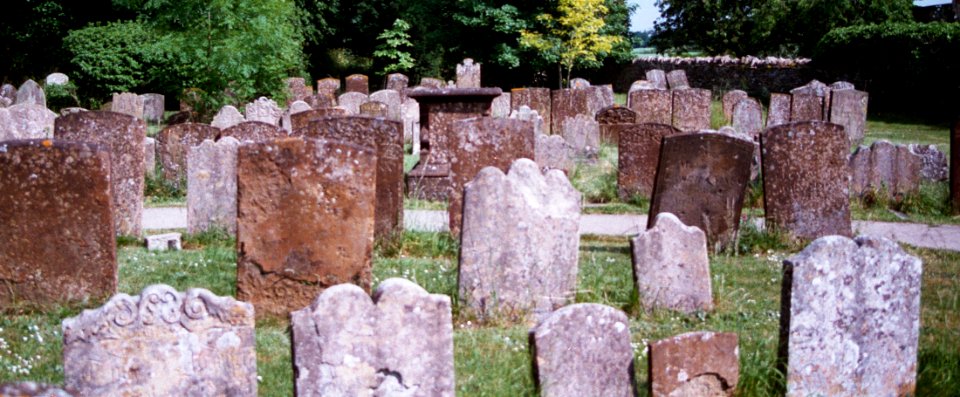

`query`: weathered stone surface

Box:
[629,79,655,93]
[359,100,388,118]
[646,69,668,89]
[649,133,754,249]
[1,84,16,102]
[419,77,444,89]
[338,91,368,115]
[281,100,313,132]
[731,98,763,139]
[569,77,591,89]
[596,105,637,145]
[211,105,245,129]
[617,123,683,200]
[448,117,535,236]
[909,144,948,181]
[781,235,921,397]
[298,116,404,242]
[561,114,600,159]
[188,138,239,234]
[369,89,402,120]
[850,140,922,199]
[533,303,635,397]
[316,77,341,98]
[218,121,287,143]
[671,88,711,132]
[953,119,960,213]
[629,89,672,125]
[722,90,749,122]
[551,87,611,136]
[456,58,482,88]
[144,137,156,175]
[0,97,10,108]
[767,93,791,127]
[632,213,713,312]
[244,97,282,125]
[145,232,182,251]
[386,73,409,91]
[5,103,57,140]
[237,138,376,317]
[285,77,313,104]
[55,111,145,236]
[401,97,420,144]
[46,72,69,86]
[666,70,690,89]
[0,382,73,396]
[511,87,552,133]
[535,134,575,173]
[292,279,454,397]
[158,122,219,185]
[0,139,116,306]
[491,92,511,118]
[62,285,257,396]
[762,121,851,239]
[111,92,144,119]
[345,74,369,95]
[510,105,545,136]
[16,79,45,107]
[789,93,823,122]
[791,80,831,118]
[289,108,349,135]
[830,81,855,90]
[829,88,869,147]
[140,93,165,122]
[649,332,739,397]
[459,159,580,321]
[60,107,87,116]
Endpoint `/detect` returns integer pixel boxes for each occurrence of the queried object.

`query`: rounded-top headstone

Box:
[45,73,69,86]
[15,79,45,107]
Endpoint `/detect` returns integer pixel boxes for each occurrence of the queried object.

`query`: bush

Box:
[63,21,155,103]
[43,81,79,112]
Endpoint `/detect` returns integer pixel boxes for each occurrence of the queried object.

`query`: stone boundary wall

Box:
[616,56,814,98]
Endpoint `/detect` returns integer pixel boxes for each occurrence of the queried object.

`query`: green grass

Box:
[569,143,619,203]
[864,113,951,154]
[851,182,959,225]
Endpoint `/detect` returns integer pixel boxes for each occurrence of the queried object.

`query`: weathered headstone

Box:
[369,89,402,120]
[345,74,369,95]
[767,93,791,127]
[596,105,637,145]
[359,100,388,118]
[491,92,511,118]
[62,285,257,396]
[218,121,287,143]
[672,88,712,131]
[244,97,282,125]
[790,93,823,122]
[338,91,368,115]
[849,140,922,199]
[55,111,145,236]
[536,134,575,173]
[561,114,600,159]
[791,80,831,118]
[281,100,313,132]
[6,103,57,139]
[237,138,376,317]
[290,108,348,135]
[510,105,545,136]
[285,77,312,104]
[386,73,409,91]
[292,279,454,396]
[456,58,482,88]
[16,79,45,107]
[551,87,610,137]
[569,77,591,89]
[316,77,341,98]
[628,89,672,125]
[533,304,635,397]
[158,123,219,185]
[649,133,754,249]
[649,332,740,397]
[722,90,749,122]
[632,213,713,313]
[781,235,921,396]
[666,70,690,89]
[140,93,165,122]
[144,136,156,175]
[646,69,668,90]
[0,84,17,103]
[0,139,116,305]
[45,73,69,86]
[188,137,239,234]
[617,123,683,200]
[401,97,420,144]
[829,88,869,147]
[511,87,552,133]
[211,105,245,129]
[420,77,444,89]
[732,97,763,139]
[909,144,949,181]
[111,92,144,119]
[762,121,851,239]
[459,158,581,321]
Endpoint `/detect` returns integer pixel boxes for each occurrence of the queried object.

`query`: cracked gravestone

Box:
[649,331,740,397]
[632,213,713,313]
[188,137,240,235]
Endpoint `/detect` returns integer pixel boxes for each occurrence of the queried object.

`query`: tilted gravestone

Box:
[649,133,754,249]
[646,69,668,90]
[345,74,369,95]
[533,303,635,397]
[829,88,869,147]
[722,90,749,122]
[671,88,712,132]
[561,114,600,159]
[338,91,368,115]
[666,70,690,89]
[456,58,481,88]
[535,134,575,174]
[289,108,348,135]
[55,111,145,236]
[762,121,851,239]
[140,93,165,122]
[211,105,245,129]
[766,93,792,127]
[0,139,116,306]
[649,332,740,397]
[16,79,45,107]
[111,92,144,119]
[849,140,921,200]
[188,137,240,235]
[617,123,683,201]
[595,105,637,145]
[628,88,672,125]
[291,279,454,396]
[511,87,552,133]
[62,285,257,396]
[244,97,282,125]
[459,159,580,322]
[157,122,219,185]
[632,213,713,313]
[236,138,376,317]
[369,89,402,120]
[780,235,921,396]
[218,121,287,143]
[386,73,409,91]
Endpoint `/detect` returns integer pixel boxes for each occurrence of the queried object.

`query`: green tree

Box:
[373,19,416,74]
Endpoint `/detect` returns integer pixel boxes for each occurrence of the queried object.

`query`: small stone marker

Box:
[244,96,282,125]
[533,303,635,397]
[62,285,257,396]
[629,88,672,125]
[144,137,156,175]
[291,278,454,396]
[157,122,219,185]
[511,87,552,133]
[237,138,376,317]
[829,88,869,147]
[345,74,369,94]
[16,79,45,107]
[672,88,711,131]
[369,89,402,120]
[850,140,921,199]
[145,232,182,251]
[45,73,69,86]
[561,114,600,159]
[617,123,683,200]
[459,159,581,321]
[491,92,512,118]
[781,235,921,396]
[722,90,749,122]
[632,213,713,313]
[188,137,240,234]
[535,134,575,173]
[0,139,116,306]
[646,69,668,90]
[218,121,287,142]
[649,332,739,397]
[596,105,638,145]
[762,121,851,239]
[140,93,165,122]
[211,105,246,129]
[386,73,409,91]
[456,58,482,88]
[111,92,144,119]
[732,97,763,139]
[338,91,368,115]
[766,93,791,127]
[6,103,57,139]
[55,111,145,236]
[0,382,73,397]
[666,70,690,89]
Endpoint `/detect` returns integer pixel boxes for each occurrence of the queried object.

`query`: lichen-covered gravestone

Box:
[62,285,257,396]
[511,87,552,133]
[345,74,369,95]
[595,105,637,145]
[218,121,287,143]
[649,332,740,397]
[532,303,635,397]
[550,87,610,136]
[237,138,376,317]
[646,69,668,90]
[316,77,341,98]
[671,88,711,131]
[188,137,239,234]
[617,123,683,201]
[762,121,851,239]
[338,91,369,115]
[561,114,600,159]
[369,89,402,120]
[291,279,454,396]
[244,97,282,125]
[829,88,869,147]
[666,70,690,89]
[491,92,511,118]
[55,111,145,236]
[781,235,922,396]
[535,134,575,173]
[140,93,165,122]
[5,103,57,140]
[850,140,922,200]
[732,97,763,139]
[0,139,116,306]
[632,213,713,313]
[766,93,791,127]
[15,79,45,107]
[628,89,672,125]
[722,90,749,122]
[789,93,822,122]
[456,58,481,88]
[909,144,948,181]
[459,159,580,322]
[211,105,245,129]
[952,119,960,213]
[111,92,144,119]
[157,122,219,185]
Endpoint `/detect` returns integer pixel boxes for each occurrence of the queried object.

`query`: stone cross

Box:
[632,213,713,313]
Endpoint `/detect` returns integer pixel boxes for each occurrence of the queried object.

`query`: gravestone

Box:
[60,107,87,116]
[649,332,740,397]
[45,73,69,86]
[0,84,16,103]
[16,79,45,107]
[62,285,257,396]
[459,159,580,322]
[6,103,57,139]
[188,137,240,234]
[671,88,711,131]
[646,69,668,90]
[140,93,165,122]
[111,92,144,119]
[298,116,404,242]
[237,138,376,317]
[386,73,409,91]
[285,77,312,104]
[791,80,831,118]
[218,121,287,143]
[401,97,420,144]
[596,105,638,145]
[533,304,635,397]
[849,140,922,199]
[569,77,591,89]
[369,89,402,120]
[145,232,181,251]
[767,93,791,127]
[448,117,535,236]
[291,279,454,396]
[628,89,672,125]
[830,81,855,90]
[359,100,388,118]
[617,123,683,200]
[762,121,851,239]
[510,105,545,136]
[0,139,116,305]
[649,133,754,249]
[551,87,610,136]
[666,70,690,89]
[953,119,960,213]
[316,77,341,98]
[158,123,219,185]
[244,97,282,125]
[456,58,481,88]
[511,87,552,133]
[211,105,245,129]
[281,100,313,132]
[338,91,368,115]
[722,90,749,122]
[910,144,949,181]
[732,97,763,139]
[829,88,869,147]
[632,213,713,313]
[345,74,369,95]
[536,134,575,173]
[290,108,348,135]
[561,114,600,159]
[781,235,922,396]
[55,111,145,236]
[144,137,156,175]
[420,77,444,89]
[491,92,511,118]
[789,93,823,122]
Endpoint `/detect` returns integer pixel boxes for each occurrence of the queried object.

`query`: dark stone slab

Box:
[157,123,219,185]
[511,87,552,133]
[596,105,638,145]
[617,123,683,201]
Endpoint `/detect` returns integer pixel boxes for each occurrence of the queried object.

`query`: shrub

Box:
[63,21,155,103]
[43,81,79,112]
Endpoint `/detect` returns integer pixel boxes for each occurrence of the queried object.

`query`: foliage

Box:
[62,21,155,102]
[373,19,416,74]
[43,81,80,112]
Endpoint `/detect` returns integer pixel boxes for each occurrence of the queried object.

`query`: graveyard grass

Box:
[2,229,958,396]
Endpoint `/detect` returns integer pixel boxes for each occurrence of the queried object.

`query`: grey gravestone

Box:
[561,114,600,159]
[767,93,791,127]
[722,90,749,122]
[211,105,245,129]
[781,235,921,396]
[632,213,713,313]
[850,140,921,199]
[672,88,711,131]
[459,159,581,322]
[536,134,575,174]
[45,73,69,86]
[346,74,369,95]
[6,103,57,139]
[291,279,454,396]
[909,144,948,181]
[111,92,144,119]
[386,73,409,91]
[369,89,402,120]
[533,303,635,397]
[829,88,869,147]
[338,92,368,115]
[244,97,282,125]
[617,123,683,201]
[569,77,591,89]
[188,137,239,234]
[144,137,156,176]
[16,79,45,107]
[628,89,672,125]
[666,70,690,89]
[457,58,482,88]
[646,69,668,90]
[62,285,257,396]
[140,93,165,122]
[649,332,740,397]
[732,97,763,139]
[491,92,512,118]
[359,100,388,118]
